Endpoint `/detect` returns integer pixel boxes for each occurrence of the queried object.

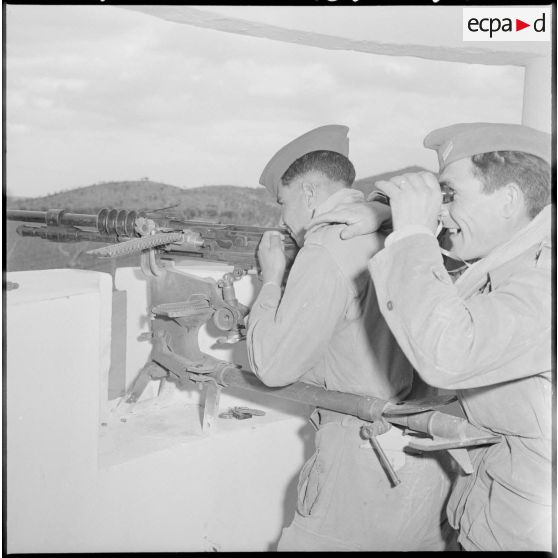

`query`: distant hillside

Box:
[6,165,430,223]
[6,166,429,273]
[353,165,432,196]
[5,181,281,273]
[6,180,282,227]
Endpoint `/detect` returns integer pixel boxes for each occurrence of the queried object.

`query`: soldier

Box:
[246,125,454,551]
[312,122,552,551]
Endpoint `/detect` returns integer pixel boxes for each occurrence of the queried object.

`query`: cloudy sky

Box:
[6,5,526,198]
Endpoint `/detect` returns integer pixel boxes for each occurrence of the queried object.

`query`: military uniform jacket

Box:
[369,205,552,551]
[246,188,454,551]
[247,187,412,400]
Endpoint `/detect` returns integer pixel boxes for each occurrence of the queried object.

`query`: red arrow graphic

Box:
[516,19,530,31]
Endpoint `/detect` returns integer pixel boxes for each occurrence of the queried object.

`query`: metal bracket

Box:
[406,433,502,475]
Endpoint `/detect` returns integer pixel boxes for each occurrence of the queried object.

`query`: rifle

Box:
[7,206,501,482]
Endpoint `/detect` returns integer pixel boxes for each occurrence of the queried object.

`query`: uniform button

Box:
[387,301,393,311]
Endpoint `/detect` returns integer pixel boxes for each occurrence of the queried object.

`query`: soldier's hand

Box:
[374,171,442,234]
[309,201,391,240]
[257,230,287,286]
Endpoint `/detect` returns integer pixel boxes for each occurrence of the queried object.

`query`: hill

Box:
[353,165,431,196]
[5,166,429,273]
[6,180,282,227]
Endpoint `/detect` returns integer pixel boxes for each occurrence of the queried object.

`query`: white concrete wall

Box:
[522,56,552,133]
[6,267,311,553]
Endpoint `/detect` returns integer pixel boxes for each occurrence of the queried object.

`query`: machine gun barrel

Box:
[7,209,100,228]
[7,207,299,271]
[15,225,122,244]
[7,208,145,236]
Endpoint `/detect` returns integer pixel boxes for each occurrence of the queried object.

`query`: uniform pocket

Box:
[296,424,348,518]
[297,449,321,517]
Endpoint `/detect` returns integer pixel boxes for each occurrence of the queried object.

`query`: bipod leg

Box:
[118,362,167,410]
[202,381,222,433]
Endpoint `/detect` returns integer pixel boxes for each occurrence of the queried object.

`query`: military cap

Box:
[424,122,551,169]
[259,124,349,197]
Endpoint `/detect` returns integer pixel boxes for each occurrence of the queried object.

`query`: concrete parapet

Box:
[6,267,311,552]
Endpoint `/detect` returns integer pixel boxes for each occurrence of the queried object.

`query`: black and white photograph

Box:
[4,2,554,553]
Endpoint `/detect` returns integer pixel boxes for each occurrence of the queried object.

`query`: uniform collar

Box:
[456,204,551,291]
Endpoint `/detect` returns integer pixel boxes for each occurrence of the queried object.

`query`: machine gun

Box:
[7,206,502,483]
[6,207,299,274]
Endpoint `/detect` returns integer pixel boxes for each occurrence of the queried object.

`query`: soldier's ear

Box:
[500,182,525,219]
[301,181,318,208]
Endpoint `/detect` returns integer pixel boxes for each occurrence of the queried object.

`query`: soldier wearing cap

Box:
[246,125,454,551]
[312,122,552,551]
